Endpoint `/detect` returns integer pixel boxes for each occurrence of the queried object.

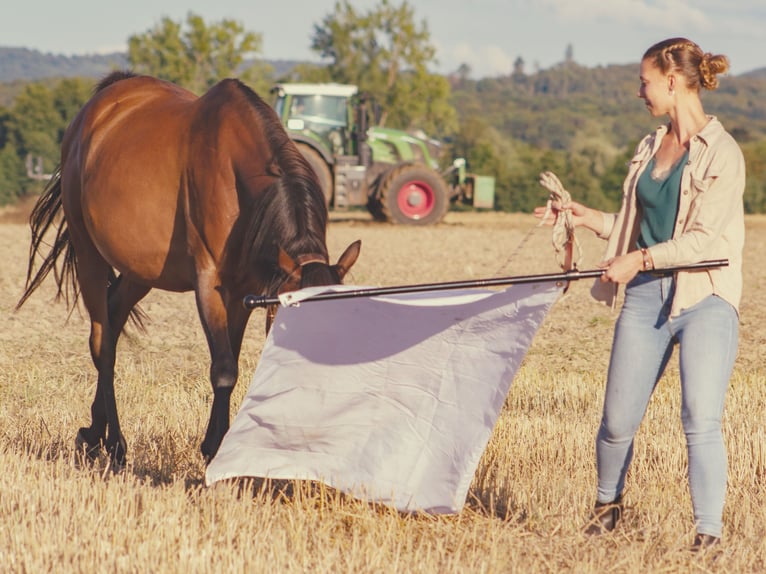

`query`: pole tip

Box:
[243,294,267,309]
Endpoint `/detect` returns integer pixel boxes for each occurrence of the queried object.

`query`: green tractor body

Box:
[271,83,495,225]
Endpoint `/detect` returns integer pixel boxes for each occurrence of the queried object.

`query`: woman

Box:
[536,38,745,548]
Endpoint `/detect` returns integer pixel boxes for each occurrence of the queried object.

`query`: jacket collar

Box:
[651,115,723,151]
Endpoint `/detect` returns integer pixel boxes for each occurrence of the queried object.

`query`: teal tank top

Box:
[636,151,687,248]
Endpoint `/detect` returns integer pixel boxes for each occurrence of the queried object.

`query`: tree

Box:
[0,105,23,205]
[277,62,333,84]
[565,43,574,64]
[9,83,60,173]
[456,63,472,83]
[0,105,11,149]
[742,140,766,213]
[128,12,268,93]
[0,78,93,203]
[0,144,26,205]
[512,57,525,78]
[52,78,92,141]
[311,0,456,135]
[385,71,457,137]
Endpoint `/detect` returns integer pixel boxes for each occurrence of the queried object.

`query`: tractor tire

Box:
[295,143,333,207]
[366,172,388,221]
[366,198,388,222]
[375,163,450,225]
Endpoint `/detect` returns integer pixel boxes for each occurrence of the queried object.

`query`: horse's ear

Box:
[334,239,361,280]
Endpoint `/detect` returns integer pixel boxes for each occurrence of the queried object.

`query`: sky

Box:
[3,0,765,78]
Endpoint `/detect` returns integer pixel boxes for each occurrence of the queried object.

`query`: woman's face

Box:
[637,59,673,117]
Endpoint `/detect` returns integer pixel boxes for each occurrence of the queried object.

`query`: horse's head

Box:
[277,239,361,292]
[265,239,362,333]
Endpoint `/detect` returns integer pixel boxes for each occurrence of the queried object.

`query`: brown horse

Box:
[17,71,361,468]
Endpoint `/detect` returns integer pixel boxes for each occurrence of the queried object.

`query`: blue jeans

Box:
[595,273,739,538]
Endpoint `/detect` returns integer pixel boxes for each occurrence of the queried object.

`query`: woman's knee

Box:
[598,416,639,444]
[681,413,723,443]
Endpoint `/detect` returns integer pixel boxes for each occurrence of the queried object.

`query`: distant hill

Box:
[741,67,766,79]
[0,47,129,81]
[0,46,301,84]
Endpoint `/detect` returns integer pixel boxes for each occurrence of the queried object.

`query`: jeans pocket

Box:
[626,271,656,291]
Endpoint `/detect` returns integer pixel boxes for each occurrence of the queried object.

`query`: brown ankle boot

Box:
[691,533,721,551]
[584,495,623,535]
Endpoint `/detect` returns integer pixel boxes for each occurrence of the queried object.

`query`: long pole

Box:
[242,259,729,309]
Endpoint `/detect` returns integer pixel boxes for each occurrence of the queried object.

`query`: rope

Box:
[538,171,583,271]
[492,222,540,275]
[492,171,584,276]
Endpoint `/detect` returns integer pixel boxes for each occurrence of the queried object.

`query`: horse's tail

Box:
[16,169,148,329]
[16,167,80,310]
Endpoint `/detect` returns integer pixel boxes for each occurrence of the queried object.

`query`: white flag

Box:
[206,281,562,513]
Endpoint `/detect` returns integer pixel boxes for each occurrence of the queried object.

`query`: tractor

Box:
[271,83,495,225]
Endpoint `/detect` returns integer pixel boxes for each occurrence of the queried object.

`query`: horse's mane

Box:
[95,70,138,94]
[227,80,332,293]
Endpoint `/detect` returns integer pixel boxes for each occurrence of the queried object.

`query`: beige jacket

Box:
[591,116,745,317]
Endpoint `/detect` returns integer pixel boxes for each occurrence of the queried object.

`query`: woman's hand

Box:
[534,171,605,233]
[599,251,644,284]
[533,199,590,227]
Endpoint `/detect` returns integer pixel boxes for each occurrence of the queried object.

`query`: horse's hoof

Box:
[74,429,101,466]
[107,435,128,473]
[107,456,125,474]
[200,441,214,465]
[75,429,102,462]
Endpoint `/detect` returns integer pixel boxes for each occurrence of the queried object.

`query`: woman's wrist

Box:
[640,248,654,271]
[587,209,613,238]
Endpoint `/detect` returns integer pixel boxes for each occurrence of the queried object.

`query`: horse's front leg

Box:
[200,357,237,462]
[195,284,240,462]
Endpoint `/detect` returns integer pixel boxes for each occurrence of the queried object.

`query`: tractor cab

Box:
[273,83,359,156]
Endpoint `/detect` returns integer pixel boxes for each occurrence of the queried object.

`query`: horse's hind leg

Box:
[74,264,119,463]
[75,260,150,468]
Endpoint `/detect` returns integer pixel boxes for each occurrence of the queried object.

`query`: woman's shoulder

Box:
[699,116,740,148]
[694,117,745,175]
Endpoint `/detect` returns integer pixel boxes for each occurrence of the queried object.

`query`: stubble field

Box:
[1,204,765,573]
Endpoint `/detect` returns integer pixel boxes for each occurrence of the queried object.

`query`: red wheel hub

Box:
[396,181,434,220]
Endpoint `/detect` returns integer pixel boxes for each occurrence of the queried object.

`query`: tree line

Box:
[2,1,766,212]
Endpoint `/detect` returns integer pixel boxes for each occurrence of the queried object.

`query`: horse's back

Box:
[65,75,196,162]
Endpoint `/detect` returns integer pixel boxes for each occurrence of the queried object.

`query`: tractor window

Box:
[274,95,286,118]
[289,95,348,128]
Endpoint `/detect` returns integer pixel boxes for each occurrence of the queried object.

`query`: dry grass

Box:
[1,207,765,572]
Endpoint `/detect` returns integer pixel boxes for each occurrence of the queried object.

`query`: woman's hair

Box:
[643,37,729,91]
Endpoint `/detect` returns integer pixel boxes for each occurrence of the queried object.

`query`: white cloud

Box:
[449,42,478,68]
[482,45,516,76]
[93,44,129,55]
[442,42,514,77]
